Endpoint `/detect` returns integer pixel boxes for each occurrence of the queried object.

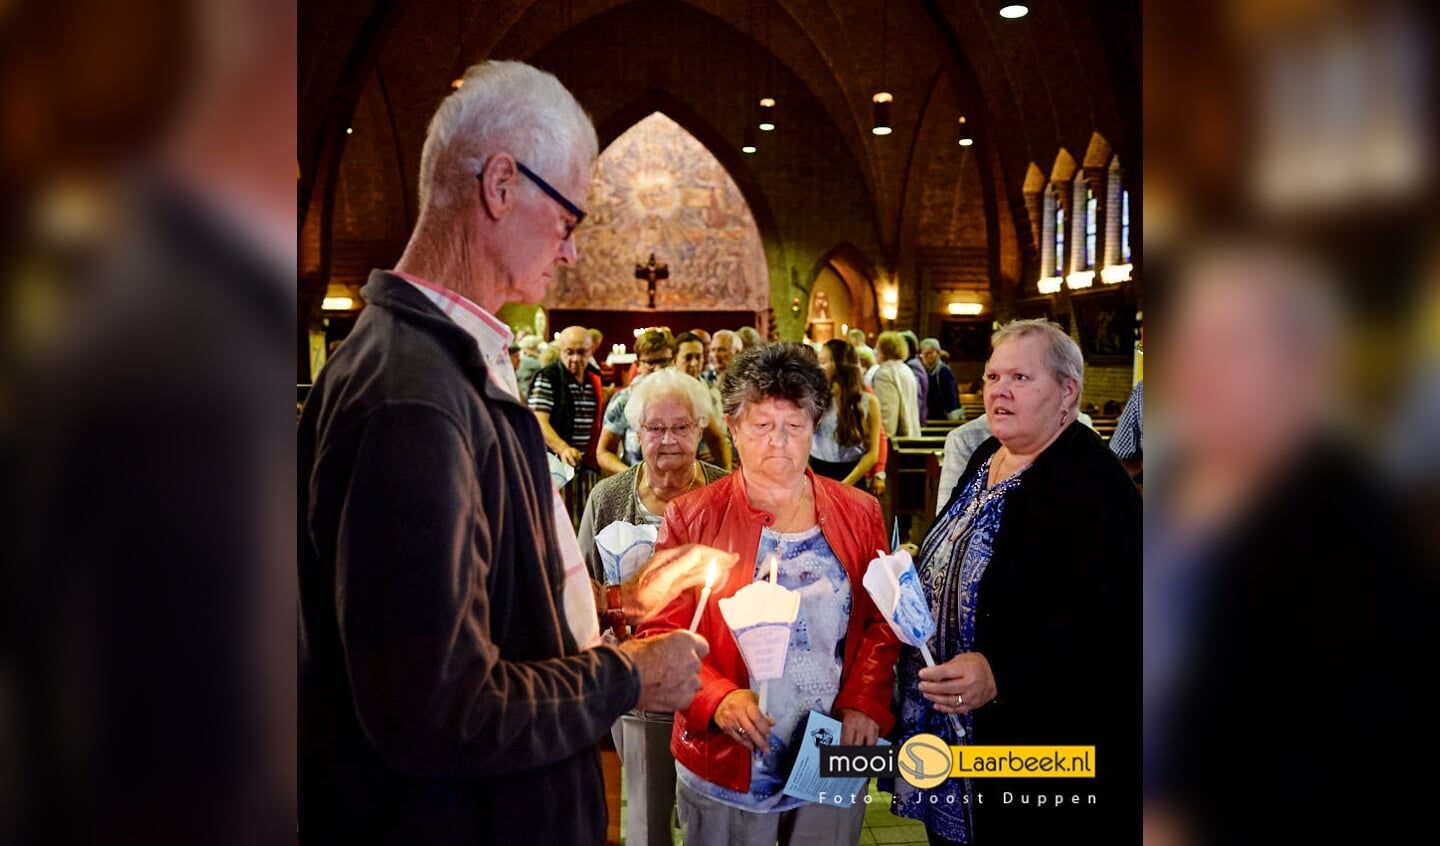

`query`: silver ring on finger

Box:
[956,693,963,707]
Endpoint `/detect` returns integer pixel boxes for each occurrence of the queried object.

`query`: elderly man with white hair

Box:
[707,328,743,384]
[298,61,721,843]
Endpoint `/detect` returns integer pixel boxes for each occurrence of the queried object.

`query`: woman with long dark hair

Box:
[810,338,882,486]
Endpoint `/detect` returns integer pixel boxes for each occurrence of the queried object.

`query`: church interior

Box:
[300,0,1141,398]
[300,8,1139,836]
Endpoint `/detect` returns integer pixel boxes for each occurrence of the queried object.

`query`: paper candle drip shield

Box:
[864,548,966,738]
[718,581,800,682]
[594,521,658,585]
[862,549,935,648]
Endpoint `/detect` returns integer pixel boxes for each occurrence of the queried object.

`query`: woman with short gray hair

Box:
[638,343,899,846]
[987,318,1085,413]
[892,319,1138,844]
[579,368,724,579]
[577,367,727,846]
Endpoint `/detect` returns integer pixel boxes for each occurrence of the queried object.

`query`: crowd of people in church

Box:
[298,60,1140,845]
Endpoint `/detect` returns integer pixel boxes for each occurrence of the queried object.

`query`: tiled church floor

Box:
[603,749,929,845]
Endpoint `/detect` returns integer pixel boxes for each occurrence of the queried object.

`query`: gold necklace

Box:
[642,462,701,505]
[775,482,811,530]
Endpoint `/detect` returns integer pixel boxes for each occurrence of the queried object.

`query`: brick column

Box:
[1024,187,1043,272]
[1104,158,1124,268]
[1040,190,1056,278]
[1070,177,1088,273]
[1082,166,1107,270]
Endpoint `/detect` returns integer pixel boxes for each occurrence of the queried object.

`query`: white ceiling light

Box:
[758,98,776,131]
[872,92,894,136]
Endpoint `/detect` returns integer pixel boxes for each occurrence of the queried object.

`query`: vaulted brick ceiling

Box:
[300,0,1138,308]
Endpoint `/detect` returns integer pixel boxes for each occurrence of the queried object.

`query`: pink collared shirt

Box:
[391,270,519,399]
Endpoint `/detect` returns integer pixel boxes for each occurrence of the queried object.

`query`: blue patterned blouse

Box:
[892,452,1025,842]
[676,525,850,813]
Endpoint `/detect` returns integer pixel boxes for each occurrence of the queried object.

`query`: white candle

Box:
[768,553,778,585]
[688,558,720,632]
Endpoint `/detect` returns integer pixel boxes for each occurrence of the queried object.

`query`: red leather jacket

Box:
[636,469,900,792]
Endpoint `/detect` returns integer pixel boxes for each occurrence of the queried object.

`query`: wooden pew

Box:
[924,452,944,524]
[885,439,947,546]
[1088,413,1119,443]
[891,437,949,453]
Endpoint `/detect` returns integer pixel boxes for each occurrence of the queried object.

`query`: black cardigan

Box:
[932,421,1139,837]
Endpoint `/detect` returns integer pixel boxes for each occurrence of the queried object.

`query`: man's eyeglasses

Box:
[640,422,696,439]
[514,161,586,239]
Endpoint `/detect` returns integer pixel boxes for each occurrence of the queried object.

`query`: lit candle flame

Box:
[689,559,720,632]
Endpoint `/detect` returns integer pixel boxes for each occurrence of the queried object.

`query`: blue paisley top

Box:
[892,452,1025,842]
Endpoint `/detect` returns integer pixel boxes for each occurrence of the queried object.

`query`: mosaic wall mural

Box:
[545,112,769,312]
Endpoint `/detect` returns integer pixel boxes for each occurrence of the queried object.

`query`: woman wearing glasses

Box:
[636,344,898,846]
[577,367,728,846]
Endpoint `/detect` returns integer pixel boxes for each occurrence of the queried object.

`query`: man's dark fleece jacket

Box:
[299,270,640,843]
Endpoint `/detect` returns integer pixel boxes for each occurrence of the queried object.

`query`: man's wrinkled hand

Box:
[622,545,739,626]
[621,630,709,711]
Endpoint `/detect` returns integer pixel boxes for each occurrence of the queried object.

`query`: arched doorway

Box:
[808,243,880,345]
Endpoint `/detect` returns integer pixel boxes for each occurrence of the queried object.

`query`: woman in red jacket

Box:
[637,343,899,846]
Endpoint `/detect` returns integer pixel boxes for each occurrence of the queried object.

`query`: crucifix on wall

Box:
[635,253,669,309]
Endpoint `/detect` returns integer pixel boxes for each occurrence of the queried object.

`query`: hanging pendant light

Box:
[758,98,776,131]
[957,115,973,146]
[742,124,758,154]
[872,0,892,136]
[757,6,776,132]
[872,93,894,136]
[449,0,466,90]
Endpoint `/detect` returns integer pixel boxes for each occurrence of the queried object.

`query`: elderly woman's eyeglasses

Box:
[640,422,696,439]
[481,162,588,239]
